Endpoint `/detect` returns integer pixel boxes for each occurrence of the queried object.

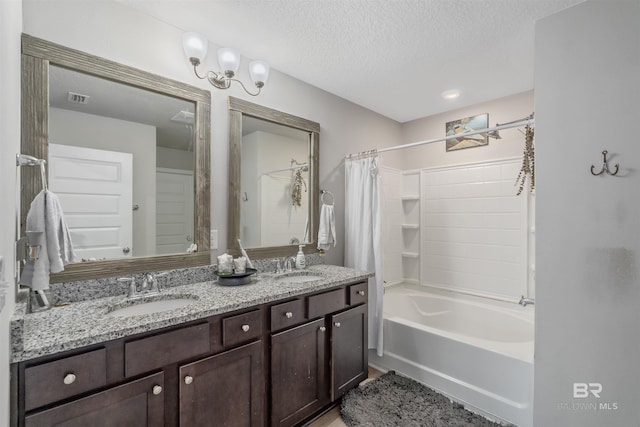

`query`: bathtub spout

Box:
[519,296,535,307]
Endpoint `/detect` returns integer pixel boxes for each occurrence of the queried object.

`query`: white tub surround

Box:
[370,285,533,427]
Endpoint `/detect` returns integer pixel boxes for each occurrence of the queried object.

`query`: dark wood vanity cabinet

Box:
[13,280,369,427]
[269,281,369,427]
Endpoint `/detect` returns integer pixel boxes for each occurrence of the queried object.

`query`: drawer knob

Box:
[241,324,250,332]
[184,375,194,385]
[319,326,326,332]
[152,385,163,395]
[334,322,341,328]
[63,373,76,385]
[357,290,365,296]
[285,311,293,319]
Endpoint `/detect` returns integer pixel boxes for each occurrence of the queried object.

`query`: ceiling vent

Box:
[67,91,90,105]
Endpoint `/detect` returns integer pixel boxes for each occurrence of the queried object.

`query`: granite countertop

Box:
[10,265,373,363]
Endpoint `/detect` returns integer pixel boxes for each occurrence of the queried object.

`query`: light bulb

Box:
[249,60,270,88]
[182,32,208,66]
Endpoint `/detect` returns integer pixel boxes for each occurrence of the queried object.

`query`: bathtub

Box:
[368,285,534,427]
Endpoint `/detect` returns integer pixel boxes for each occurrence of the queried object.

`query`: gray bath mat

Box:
[341,371,504,427]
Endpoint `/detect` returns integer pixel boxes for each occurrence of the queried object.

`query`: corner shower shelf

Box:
[401,224,419,230]
[401,195,419,201]
[401,252,420,258]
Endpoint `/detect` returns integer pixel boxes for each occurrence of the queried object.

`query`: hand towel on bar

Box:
[20,190,76,291]
[317,203,336,251]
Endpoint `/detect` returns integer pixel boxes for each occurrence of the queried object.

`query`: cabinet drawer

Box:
[307,288,346,319]
[25,348,107,411]
[270,299,305,332]
[25,371,164,427]
[222,309,263,348]
[125,323,209,377]
[348,282,368,306]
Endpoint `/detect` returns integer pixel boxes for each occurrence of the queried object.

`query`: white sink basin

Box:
[277,275,324,283]
[107,298,195,317]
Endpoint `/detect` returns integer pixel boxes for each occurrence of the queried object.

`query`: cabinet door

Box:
[179,340,264,427]
[331,304,368,400]
[25,372,164,427]
[270,318,328,427]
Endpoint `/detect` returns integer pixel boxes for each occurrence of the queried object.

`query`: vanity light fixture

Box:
[182,32,270,97]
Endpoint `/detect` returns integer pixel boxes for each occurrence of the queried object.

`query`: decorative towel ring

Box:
[321,189,334,206]
[591,150,619,176]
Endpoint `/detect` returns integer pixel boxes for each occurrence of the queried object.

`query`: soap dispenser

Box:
[295,245,306,269]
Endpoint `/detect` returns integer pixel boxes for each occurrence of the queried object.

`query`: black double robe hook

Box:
[591,150,619,176]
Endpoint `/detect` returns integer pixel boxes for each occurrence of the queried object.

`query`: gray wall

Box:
[534,1,640,426]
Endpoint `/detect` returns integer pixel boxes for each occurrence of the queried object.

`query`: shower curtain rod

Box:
[345,115,535,160]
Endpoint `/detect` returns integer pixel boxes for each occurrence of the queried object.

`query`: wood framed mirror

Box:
[227,97,319,259]
[21,34,211,282]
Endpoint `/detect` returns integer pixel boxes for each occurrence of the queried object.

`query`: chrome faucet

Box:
[519,296,535,307]
[119,273,167,299]
[284,256,297,272]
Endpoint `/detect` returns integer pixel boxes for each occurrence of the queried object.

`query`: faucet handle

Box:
[118,276,137,297]
[149,272,168,292]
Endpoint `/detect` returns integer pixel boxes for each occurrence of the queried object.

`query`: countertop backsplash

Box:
[49,253,324,305]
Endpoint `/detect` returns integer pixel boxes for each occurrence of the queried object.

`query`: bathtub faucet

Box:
[519,296,535,307]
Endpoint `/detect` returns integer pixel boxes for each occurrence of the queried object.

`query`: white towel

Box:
[317,203,336,251]
[20,190,76,291]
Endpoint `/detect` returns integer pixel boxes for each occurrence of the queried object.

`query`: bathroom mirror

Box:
[21,34,211,282]
[227,97,319,259]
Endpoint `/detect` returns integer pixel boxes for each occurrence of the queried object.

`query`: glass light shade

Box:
[182,32,208,65]
[249,60,270,86]
[217,48,241,74]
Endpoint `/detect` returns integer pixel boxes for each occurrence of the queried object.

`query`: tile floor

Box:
[307,367,383,427]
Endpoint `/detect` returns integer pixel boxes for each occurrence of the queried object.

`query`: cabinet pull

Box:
[152,385,163,395]
[241,324,250,332]
[319,326,326,332]
[285,311,293,319]
[357,290,365,296]
[334,322,341,328]
[63,373,76,385]
[184,375,194,385]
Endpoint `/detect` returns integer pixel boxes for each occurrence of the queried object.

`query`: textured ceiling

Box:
[118,0,584,123]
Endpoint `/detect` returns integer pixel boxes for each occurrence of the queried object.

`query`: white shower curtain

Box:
[344,155,384,356]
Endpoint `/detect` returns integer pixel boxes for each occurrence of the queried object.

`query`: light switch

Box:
[210,230,218,250]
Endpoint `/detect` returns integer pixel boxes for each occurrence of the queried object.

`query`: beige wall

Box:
[401,91,533,170]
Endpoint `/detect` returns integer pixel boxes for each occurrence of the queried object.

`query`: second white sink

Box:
[107,298,195,317]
